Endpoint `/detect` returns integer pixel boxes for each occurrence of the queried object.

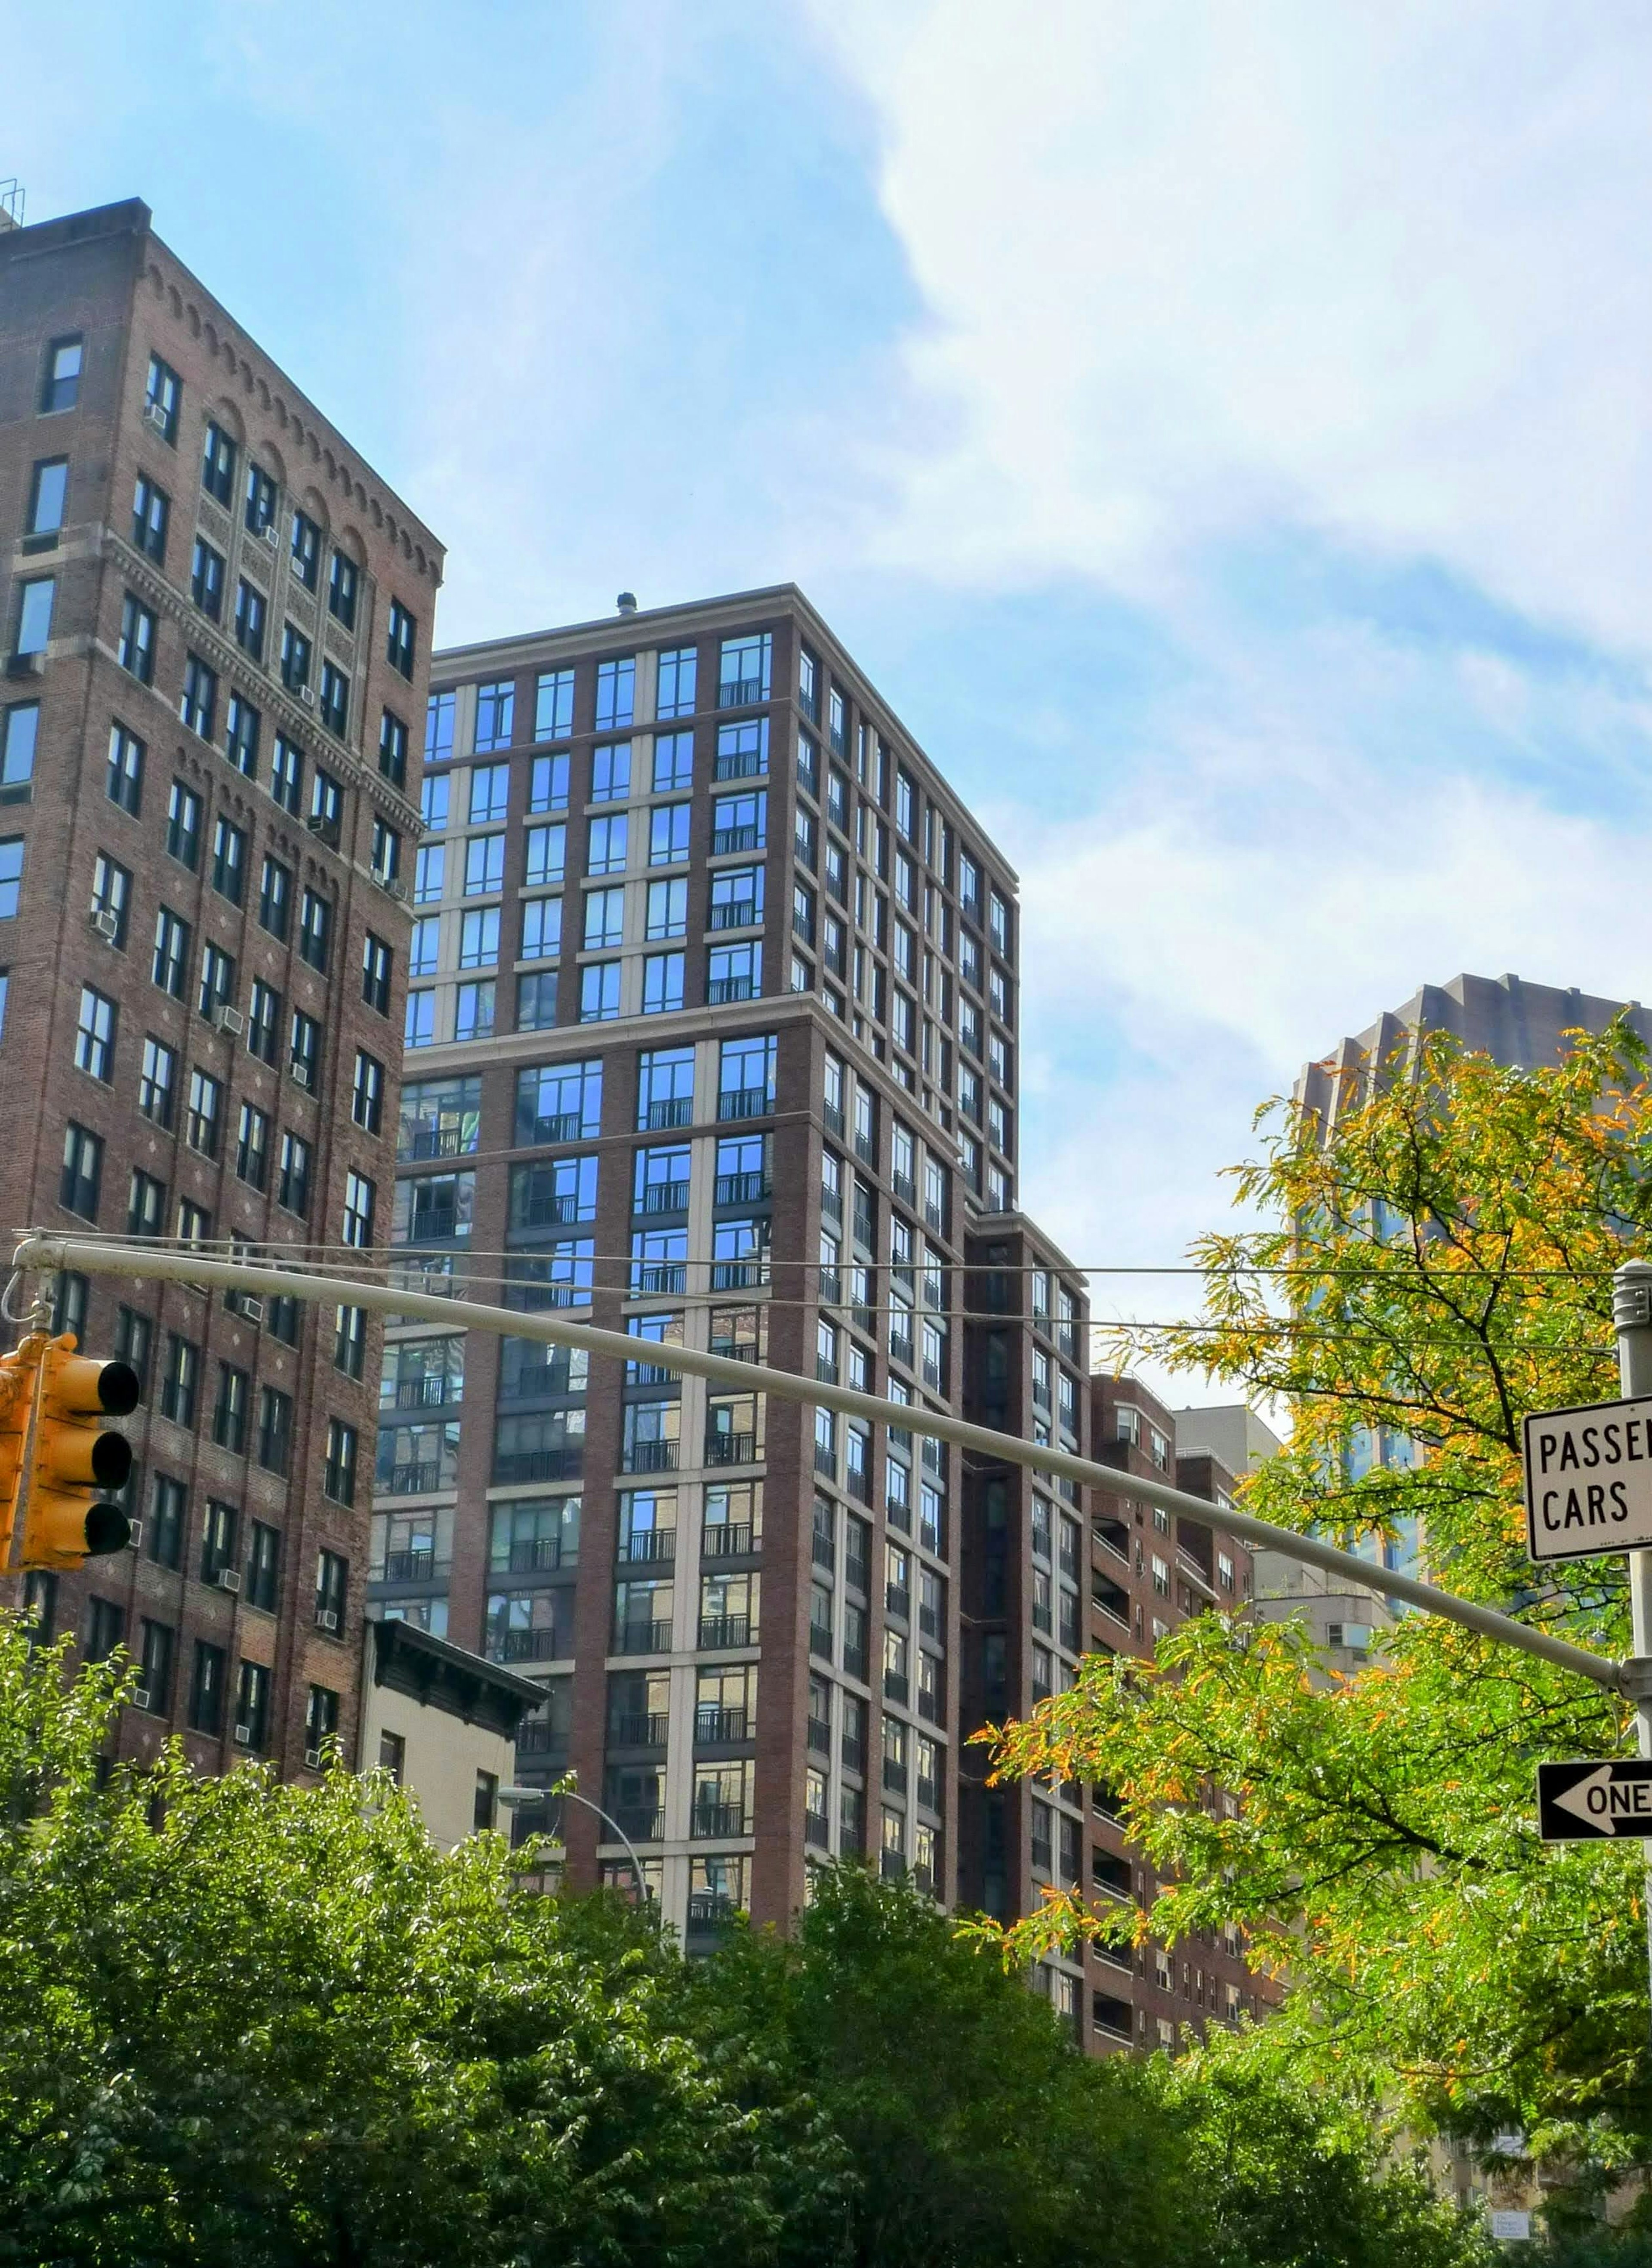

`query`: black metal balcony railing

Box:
[924,1199,946,1233]
[514,1719,567,1757]
[813,1443,837,1479]
[499,1536,570,1576]
[698,1614,752,1650]
[491,1446,582,1486]
[612,1618,674,1656]
[919,1602,940,1640]
[1030,1839,1053,1875]
[811,1528,834,1569]
[618,1528,676,1565]
[404,1126,473,1162]
[815,1355,838,1387]
[840,1733,865,1774]
[702,1521,755,1559]
[622,1438,679,1474]
[885,1584,911,1622]
[695,1705,749,1744]
[708,1333,760,1365]
[808,1622,832,1661]
[886,1497,910,1536]
[376,1460,453,1496]
[819,1184,842,1225]
[520,1109,584,1146]
[708,890,761,920]
[854,1129,877,1168]
[692,1802,749,1839]
[922,1358,943,1390]
[917,1775,939,1812]
[705,1429,757,1467]
[822,1099,845,1138]
[717,1086,769,1121]
[501,1361,585,1402]
[917,1683,941,1725]
[806,1715,830,1755]
[631,1262,687,1297]
[843,1645,869,1683]
[844,1552,869,1595]
[637,1181,690,1215]
[490,1628,567,1664]
[379,1548,445,1583]
[717,675,766,709]
[883,1670,909,1706]
[1031,1603,1053,1635]
[642,1097,693,1131]
[708,976,757,1006]
[887,1334,914,1370]
[515,1193,582,1228]
[609,1711,670,1748]
[387,1375,461,1410]
[818,1267,841,1305]
[709,1259,765,1292]
[685,1891,738,1935]
[881,1758,907,1796]
[711,826,761,856]
[610,1806,666,1842]
[804,1809,830,1850]
[890,1169,916,1207]
[715,1170,769,1207]
[844,1461,870,1504]
[879,1849,904,1882]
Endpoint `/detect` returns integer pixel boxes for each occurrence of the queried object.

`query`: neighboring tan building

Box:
[368,588,1021,1945]
[0,197,443,1773]
[357,1614,539,1851]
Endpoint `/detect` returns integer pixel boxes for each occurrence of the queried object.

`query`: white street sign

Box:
[1537,1759,1652,1841]
[1489,2210,1531,2242]
[1523,1395,1652,1562]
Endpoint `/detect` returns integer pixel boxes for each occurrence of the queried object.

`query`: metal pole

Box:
[10,1230,1623,1692]
[505,1785,648,1906]
[1612,1260,1652,2035]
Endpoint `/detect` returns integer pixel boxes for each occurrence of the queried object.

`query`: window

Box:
[583,886,625,952]
[257,1386,294,1477]
[84,1596,126,1666]
[128,1167,166,1240]
[211,817,246,905]
[280,621,311,693]
[290,509,321,590]
[587,814,628,875]
[319,660,349,737]
[149,1476,185,1571]
[343,1170,376,1249]
[324,1421,358,1506]
[247,980,280,1065]
[197,941,236,1021]
[0,703,34,804]
[386,600,416,679]
[579,961,621,1021]
[235,1660,271,1753]
[642,952,684,1015]
[528,665,574,742]
[595,655,635,731]
[592,741,631,802]
[410,917,439,977]
[40,335,82,414]
[718,631,771,707]
[201,419,236,503]
[405,991,435,1048]
[333,1304,367,1379]
[101,721,142,817]
[254,856,290,943]
[151,907,190,998]
[185,1068,222,1157]
[464,833,504,895]
[708,941,761,1003]
[475,679,515,752]
[425,688,455,761]
[15,576,54,657]
[377,708,408,790]
[649,802,690,867]
[352,1049,384,1134]
[515,1058,602,1145]
[715,718,767,780]
[213,1363,249,1454]
[657,645,697,718]
[270,733,302,814]
[289,1007,320,1088]
[718,1033,776,1118]
[161,1333,198,1427]
[521,895,561,959]
[74,985,116,1081]
[245,462,277,537]
[277,1130,311,1217]
[89,852,129,945]
[298,888,331,972]
[137,1037,176,1128]
[328,549,358,627]
[709,864,764,930]
[129,470,167,557]
[362,932,393,1015]
[189,533,226,618]
[414,845,445,907]
[457,907,498,970]
[235,1102,270,1190]
[712,791,764,853]
[525,823,566,888]
[59,1122,102,1219]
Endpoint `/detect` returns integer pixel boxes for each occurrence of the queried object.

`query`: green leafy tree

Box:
[978,1024,1652,2174]
[0,1619,833,2267]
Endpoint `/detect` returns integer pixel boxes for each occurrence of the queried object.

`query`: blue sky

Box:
[11,1,1652,1390]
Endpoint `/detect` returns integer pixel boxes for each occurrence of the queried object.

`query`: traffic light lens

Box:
[93,1362,139,1417]
[88,1432,132,1490]
[83,1502,132,1558]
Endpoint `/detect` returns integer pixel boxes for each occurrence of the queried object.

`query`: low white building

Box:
[358,1615,542,1851]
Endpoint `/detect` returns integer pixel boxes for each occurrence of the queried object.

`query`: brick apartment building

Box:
[369,586,1032,1940]
[0,199,443,1771]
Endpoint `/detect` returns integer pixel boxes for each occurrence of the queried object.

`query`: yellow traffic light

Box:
[19,1334,139,1570]
[0,1334,44,1565]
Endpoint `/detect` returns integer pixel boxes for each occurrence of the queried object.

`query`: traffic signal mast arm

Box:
[12,1230,1620,1694]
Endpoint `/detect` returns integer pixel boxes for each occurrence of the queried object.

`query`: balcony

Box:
[711,825,761,856]
[692,1802,749,1839]
[708,977,758,1005]
[715,1170,770,1207]
[499,1536,572,1575]
[879,1849,904,1882]
[631,1262,687,1297]
[704,1429,758,1467]
[708,889,761,920]
[492,1446,582,1486]
[610,1806,666,1842]
[887,1333,914,1370]
[883,1670,909,1706]
[840,1732,865,1774]
[808,1621,833,1661]
[843,1645,869,1683]
[386,1375,461,1410]
[622,1438,679,1476]
[379,1548,446,1583]
[702,1521,755,1559]
[404,1126,473,1162]
[489,1628,567,1664]
[717,1086,769,1122]
[916,1774,939,1812]
[822,1099,845,1139]
[812,1528,834,1570]
[685,1892,739,1937]
[500,1361,582,1402]
[376,1461,453,1497]
[514,1719,567,1758]
[923,1199,946,1234]
[806,1714,830,1755]
[709,1260,766,1293]
[611,1619,674,1655]
[922,1358,943,1391]
[609,1711,670,1749]
[641,1097,693,1131]
[881,1757,907,1796]
[919,1600,940,1640]
[618,1528,677,1565]
[709,1331,760,1364]
[844,1550,869,1595]
[885,1583,911,1622]
[696,1704,749,1744]
[515,1192,583,1228]
[637,1180,690,1215]
[853,1129,877,1168]
[813,1444,837,1480]
[818,1267,841,1305]
[917,1685,941,1724]
[844,1461,870,1504]
[891,1169,916,1207]
[698,1613,752,1650]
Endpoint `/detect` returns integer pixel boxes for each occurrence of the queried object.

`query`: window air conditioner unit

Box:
[126,1520,142,1550]
[304,1747,323,1770]
[88,908,120,943]
[316,1608,340,1633]
[239,1297,264,1325]
[259,521,278,545]
[305,812,328,834]
[291,1063,312,1090]
[6,653,43,680]
[131,1688,151,1711]
[217,1568,242,1595]
[298,685,316,708]
[216,1006,245,1036]
[382,876,409,903]
[233,1723,253,1745]
[143,401,170,434]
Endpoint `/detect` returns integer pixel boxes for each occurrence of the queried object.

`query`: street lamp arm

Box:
[502,1784,647,1906]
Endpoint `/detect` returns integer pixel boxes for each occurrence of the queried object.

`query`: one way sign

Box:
[1537,1759,1652,1841]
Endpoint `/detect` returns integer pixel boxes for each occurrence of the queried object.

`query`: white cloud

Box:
[808,0,1652,651]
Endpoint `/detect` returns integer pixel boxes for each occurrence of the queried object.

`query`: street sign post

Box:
[1537,1759,1652,1842]
[1522,1395,1652,1563]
